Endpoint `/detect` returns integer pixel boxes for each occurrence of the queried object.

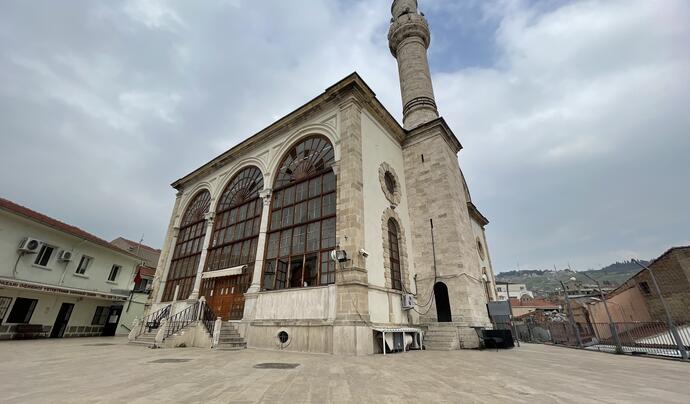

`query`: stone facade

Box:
[147,0,496,354]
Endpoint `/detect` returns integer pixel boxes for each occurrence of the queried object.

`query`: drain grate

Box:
[149,359,192,363]
[253,363,300,369]
[82,343,116,346]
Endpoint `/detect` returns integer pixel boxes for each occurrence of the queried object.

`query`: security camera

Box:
[359,249,369,258]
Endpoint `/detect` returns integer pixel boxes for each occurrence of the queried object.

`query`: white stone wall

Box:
[361,110,416,325]
[470,218,497,301]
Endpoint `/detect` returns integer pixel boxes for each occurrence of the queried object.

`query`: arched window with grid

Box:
[388,218,402,291]
[201,166,264,319]
[163,190,211,301]
[262,136,336,290]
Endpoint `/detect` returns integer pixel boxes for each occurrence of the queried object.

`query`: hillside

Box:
[495,260,650,297]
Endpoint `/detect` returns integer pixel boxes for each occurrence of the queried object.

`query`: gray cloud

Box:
[1,0,687,273]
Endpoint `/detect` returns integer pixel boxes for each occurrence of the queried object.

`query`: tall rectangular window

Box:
[7,298,38,324]
[34,245,54,267]
[92,306,110,325]
[75,256,93,275]
[107,265,121,282]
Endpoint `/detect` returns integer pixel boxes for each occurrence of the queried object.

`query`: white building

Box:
[495,283,534,301]
[0,198,143,339]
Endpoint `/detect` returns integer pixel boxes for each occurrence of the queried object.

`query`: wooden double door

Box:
[201,272,252,320]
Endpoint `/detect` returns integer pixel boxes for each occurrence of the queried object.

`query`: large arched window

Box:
[262,136,336,290]
[387,218,402,291]
[163,190,211,301]
[206,166,263,272]
[202,166,263,319]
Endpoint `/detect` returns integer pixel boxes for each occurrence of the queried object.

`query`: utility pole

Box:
[633,259,687,361]
[581,272,622,353]
[503,282,519,347]
[560,279,582,348]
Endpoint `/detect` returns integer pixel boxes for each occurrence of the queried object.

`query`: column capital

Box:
[259,188,273,206]
[204,211,215,222]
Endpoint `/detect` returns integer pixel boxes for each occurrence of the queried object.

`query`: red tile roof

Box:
[137,265,157,278]
[0,197,140,260]
[111,237,161,254]
[510,297,560,308]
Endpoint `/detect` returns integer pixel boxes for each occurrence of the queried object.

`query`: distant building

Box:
[0,198,142,339]
[509,296,560,317]
[496,283,534,300]
[110,237,161,332]
[588,246,690,325]
[561,279,613,298]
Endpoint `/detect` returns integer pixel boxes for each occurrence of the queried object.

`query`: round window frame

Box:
[378,162,402,207]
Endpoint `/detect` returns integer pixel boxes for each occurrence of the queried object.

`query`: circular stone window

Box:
[278,331,289,344]
[378,162,402,207]
[384,171,396,194]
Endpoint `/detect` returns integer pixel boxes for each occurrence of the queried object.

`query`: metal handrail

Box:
[136,304,171,338]
[201,302,217,337]
[164,301,199,340]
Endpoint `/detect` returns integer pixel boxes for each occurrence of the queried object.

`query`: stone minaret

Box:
[391,0,493,347]
[388,0,439,130]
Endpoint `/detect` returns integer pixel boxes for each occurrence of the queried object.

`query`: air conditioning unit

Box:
[402,294,415,310]
[18,237,42,253]
[58,250,73,262]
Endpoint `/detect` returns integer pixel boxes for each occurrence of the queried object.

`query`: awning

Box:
[372,327,422,333]
[0,277,128,301]
[201,265,246,279]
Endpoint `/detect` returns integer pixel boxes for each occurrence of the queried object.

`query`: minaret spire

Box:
[388,0,439,130]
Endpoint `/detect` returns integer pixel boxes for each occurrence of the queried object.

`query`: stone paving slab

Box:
[0,337,689,403]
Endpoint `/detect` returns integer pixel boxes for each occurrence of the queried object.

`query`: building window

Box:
[262,136,336,290]
[387,218,403,290]
[34,245,55,267]
[384,172,396,194]
[7,298,38,324]
[476,238,485,260]
[92,306,110,325]
[108,265,121,282]
[639,281,651,295]
[75,256,92,275]
[205,166,263,285]
[0,296,12,324]
[134,277,151,293]
[163,190,212,302]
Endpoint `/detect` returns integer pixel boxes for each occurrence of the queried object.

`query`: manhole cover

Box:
[253,363,300,369]
[82,343,116,346]
[149,359,192,363]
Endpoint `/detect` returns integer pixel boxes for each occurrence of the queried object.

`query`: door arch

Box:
[434,282,452,322]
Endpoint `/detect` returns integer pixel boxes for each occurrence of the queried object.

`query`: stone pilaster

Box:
[189,211,215,300]
[242,188,272,325]
[247,188,272,294]
[334,96,371,353]
[153,191,183,304]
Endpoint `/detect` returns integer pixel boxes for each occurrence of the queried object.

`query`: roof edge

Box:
[171,72,405,190]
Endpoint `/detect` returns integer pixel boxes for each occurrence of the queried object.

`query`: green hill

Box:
[495,260,650,297]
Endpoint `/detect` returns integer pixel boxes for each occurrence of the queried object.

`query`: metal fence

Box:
[515,319,690,359]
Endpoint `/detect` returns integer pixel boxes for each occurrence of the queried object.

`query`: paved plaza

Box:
[1,337,689,403]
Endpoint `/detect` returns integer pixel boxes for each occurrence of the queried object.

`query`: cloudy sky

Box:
[1,0,688,272]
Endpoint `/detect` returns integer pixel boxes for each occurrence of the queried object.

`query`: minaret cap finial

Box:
[391,0,418,19]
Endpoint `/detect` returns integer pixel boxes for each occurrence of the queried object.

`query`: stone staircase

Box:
[424,324,460,350]
[128,328,158,348]
[215,322,246,351]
